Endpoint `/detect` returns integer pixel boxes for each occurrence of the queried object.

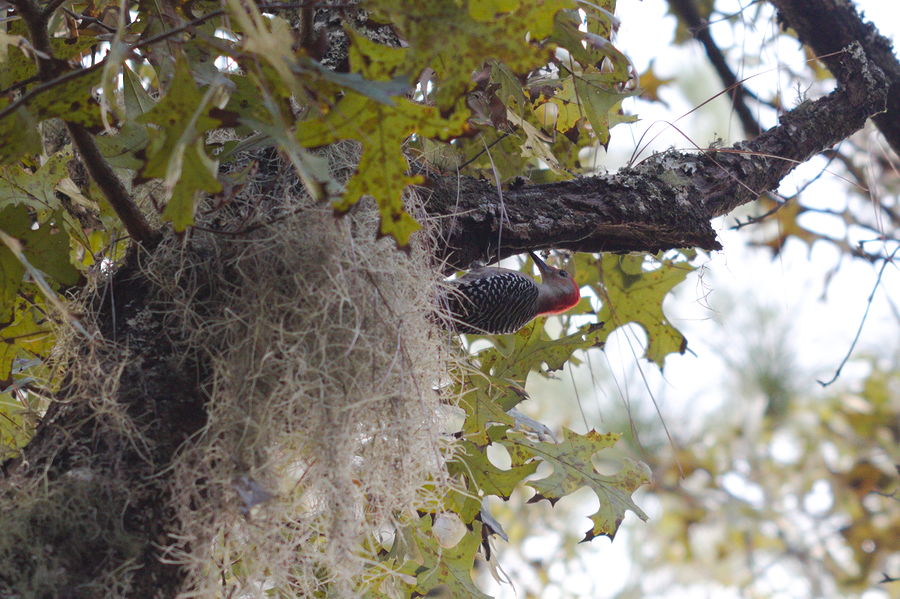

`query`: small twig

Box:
[0,74,41,98]
[731,192,790,229]
[667,0,761,136]
[458,132,511,170]
[818,246,899,387]
[62,7,117,32]
[41,0,70,18]
[731,147,843,229]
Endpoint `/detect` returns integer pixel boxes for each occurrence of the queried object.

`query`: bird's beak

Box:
[529,251,552,276]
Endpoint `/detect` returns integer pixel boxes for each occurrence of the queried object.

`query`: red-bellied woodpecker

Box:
[442,252,581,334]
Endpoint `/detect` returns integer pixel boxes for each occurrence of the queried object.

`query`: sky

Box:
[606,0,899,416]
[488,1,899,597]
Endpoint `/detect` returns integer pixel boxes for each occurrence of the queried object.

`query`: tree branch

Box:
[10,0,160,247]
[66,123,159,246]
[41,0,70,18]
[769,0,900,157]
[667,0,762,137]
[426,42,887,270]
[10,0,55,79]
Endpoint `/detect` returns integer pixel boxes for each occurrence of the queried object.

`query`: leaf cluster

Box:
[0,0,699,595]
[359,249,695,596]
[630,361,899,597]
[0,0,639,388]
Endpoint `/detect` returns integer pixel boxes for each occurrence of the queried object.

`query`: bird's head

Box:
[529,251,581,315]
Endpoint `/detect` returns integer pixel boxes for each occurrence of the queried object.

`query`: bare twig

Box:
[817,246,899,387]
[731,148,841,229]
[458,132,511,170]
[731,193,790,229]
[667,0,762,136]
[41,0,70,18]
[0,74,41,98]
[61,7,117,32]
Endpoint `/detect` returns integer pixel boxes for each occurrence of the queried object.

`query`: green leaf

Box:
[0,29,32,90]
[469,0,521,22]
[455,320,609,449]
[551,9,618,67]
[303,59,410,106]
[0,297,54,383]
[94,122,150,170]
[289,30,470,245]
[480,322,608,396]
[505,109,565,173]
[123,64,157,119]
[135,57,225,229]
[0,152,70,214]
[490,60,529,116]
[572,73,637,146]
[449,440,539,502]
[507,428,650,541]
[296,92,466,246]
[136,58,222,180]
[161,139,222,231]
[219,74,272,132]
[595,253,693,367]
[454,370,518,445]
[1,205,80,287]
[0,246,24,323]
[29,68,105,128]
[533,76,581,133]
[370,0,572,108]
[532,70,636,147]
[398,515,491,599]
[0,105,41,164]
[0,387,35,457]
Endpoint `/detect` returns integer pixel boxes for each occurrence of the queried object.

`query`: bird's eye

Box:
[558,270,569,278]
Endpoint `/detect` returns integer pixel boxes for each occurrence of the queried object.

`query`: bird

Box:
[441,251,581,335]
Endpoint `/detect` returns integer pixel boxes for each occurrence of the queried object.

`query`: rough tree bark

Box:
[0,1,895,597]
[769,0,900,156]
[427,39,888,269]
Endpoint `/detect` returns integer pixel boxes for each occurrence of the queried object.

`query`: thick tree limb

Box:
[427,43,887,270]
[770,0,900,156]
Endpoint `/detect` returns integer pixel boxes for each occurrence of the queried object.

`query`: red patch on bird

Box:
[537,278,581,316]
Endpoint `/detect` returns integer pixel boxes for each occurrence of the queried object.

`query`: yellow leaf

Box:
[595,253,693,367]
